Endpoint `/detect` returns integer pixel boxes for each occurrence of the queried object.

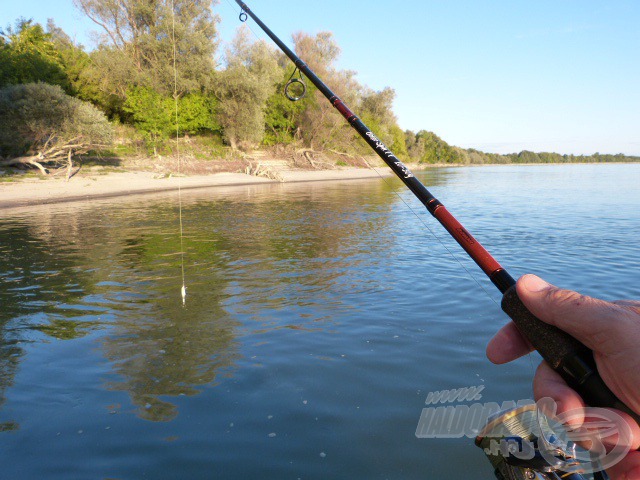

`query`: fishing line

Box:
[223,1,533,389]
[221,0,498,305]
[364,160,539,392]
[171,0,187,307]
[222,0,261,41]
[232,2,640,426]
[222,0,295,92]
[237,4,498,307]
[361,160,541,386]
[361,158,500,308]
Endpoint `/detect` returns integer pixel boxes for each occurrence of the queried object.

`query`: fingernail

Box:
[521,275,551,292]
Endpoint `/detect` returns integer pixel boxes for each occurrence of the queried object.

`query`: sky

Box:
[3,0,639,155]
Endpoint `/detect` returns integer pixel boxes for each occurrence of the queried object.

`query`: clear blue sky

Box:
[4,0,639,155]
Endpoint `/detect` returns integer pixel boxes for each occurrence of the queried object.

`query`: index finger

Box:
[486,320,534,364]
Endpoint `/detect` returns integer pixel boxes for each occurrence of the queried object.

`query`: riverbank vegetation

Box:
[1,1,638,175]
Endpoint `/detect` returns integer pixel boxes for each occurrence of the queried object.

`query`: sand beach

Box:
[0,167,392,209]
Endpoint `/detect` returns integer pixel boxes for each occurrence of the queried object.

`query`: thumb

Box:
[515,274,640,356]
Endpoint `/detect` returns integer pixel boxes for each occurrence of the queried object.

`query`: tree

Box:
[74,0,219,106]
[405,130,462,164]
[360,87,397,125]
[388,124,409,160]
[292,31,360,151]
[123,86,174,154]
[177,93,219,135]
[0,19,69,89]
[0,83,113,174]
[216,26,280,150]
[515,150,541,163]
[359,86,408,158]
[263,64,306,145]
[293,31,340,79]
[46,19,99,103]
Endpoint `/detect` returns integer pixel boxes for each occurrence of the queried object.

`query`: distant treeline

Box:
[478,150,640,164]
[405,131,640,164]
[1,1,637,165]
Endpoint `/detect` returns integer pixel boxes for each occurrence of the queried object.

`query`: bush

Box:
[0,82,112,170]
[123,86,219,155]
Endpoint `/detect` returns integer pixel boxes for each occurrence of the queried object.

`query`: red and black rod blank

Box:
[235,0,640,425]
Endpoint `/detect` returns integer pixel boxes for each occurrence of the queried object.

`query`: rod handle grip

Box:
[501,285,640,423]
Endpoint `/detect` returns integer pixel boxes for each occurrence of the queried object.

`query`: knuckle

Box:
[543,288,588,323]
[547,288,586,309]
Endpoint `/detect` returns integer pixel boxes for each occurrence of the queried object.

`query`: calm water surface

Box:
[0,164,638,479]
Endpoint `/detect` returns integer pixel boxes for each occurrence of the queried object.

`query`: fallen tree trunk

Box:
[0,139,107,177]
[0,155,49,175]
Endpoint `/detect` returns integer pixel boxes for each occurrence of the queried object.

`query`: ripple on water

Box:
[0,164,638,479]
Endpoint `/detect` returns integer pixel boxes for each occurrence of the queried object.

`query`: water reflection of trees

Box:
[0,209,241,423]
[0,342,20,432]
[0,176,424,423]
[0,219,101,432]
[101,229,241,422]
[96,182,401,421]
[101,309,240,422]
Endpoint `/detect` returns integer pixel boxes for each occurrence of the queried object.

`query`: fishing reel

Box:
[476,404,611,480]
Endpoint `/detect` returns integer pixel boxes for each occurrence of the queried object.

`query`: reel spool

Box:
[475,404,610,480]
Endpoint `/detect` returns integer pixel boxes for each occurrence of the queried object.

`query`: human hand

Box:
[486,274,640,479]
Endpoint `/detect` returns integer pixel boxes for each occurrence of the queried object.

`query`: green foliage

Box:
[217,27,281,149]
[405,130,463,164]
[46,19,100,102]
[123,86,174,150]
[263,68,306,145]
[76,0,218,94]
[358,87,409,159]
[293,31,340,77]
[79,46,133,118]
[123,86,218,152]
[537,152,565,163]
[513,150,540,163]
[463,148,507,164]
[292,31,362,151]
[73,0,219,123]
[389,125,409,160]
[360,87,396,123]
[0,82,113,159]
[0,19,69,89]
[178,93,219,135]
[3,12,636,166]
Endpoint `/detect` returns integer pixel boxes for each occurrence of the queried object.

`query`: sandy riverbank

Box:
[0,167,393,209]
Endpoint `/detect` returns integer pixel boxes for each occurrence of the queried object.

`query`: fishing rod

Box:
[235,0,639,453]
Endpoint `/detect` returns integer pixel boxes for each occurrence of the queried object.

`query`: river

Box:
[0,163,638,479]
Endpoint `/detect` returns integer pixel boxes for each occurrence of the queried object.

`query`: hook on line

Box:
[239,10,248,22]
